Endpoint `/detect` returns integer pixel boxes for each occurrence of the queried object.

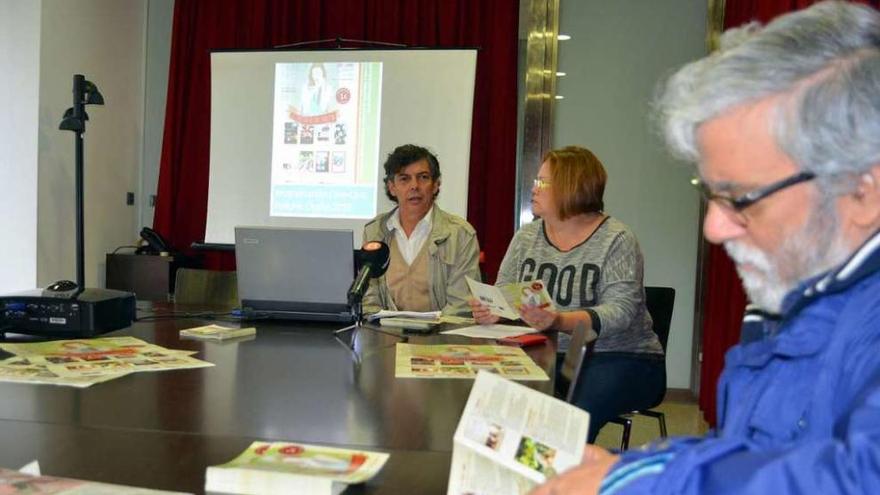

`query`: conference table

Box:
[0,303,558,494]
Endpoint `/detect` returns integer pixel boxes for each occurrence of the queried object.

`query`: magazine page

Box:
[466,277,517,319]
[0,356,128,388]
[466,277,555,320]
[447,447,536,495]
[0,467,189,494]
[0,336,177,359]
[0,337,212,387]
[394,344,549,381]
[447,371,589,494]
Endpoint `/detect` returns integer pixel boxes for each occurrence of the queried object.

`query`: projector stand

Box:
[0,75,136,339]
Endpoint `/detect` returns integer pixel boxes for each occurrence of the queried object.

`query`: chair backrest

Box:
[174,268,239,308]
[644,286,675,352]
[562,322,598,403]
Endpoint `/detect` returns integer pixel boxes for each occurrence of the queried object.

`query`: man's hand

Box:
[469,298,501,325]
[520,303,558,331]
[528,445,620,495]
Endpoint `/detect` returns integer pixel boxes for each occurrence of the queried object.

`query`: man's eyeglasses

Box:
[533,178,552,190]
[691,171,816,216]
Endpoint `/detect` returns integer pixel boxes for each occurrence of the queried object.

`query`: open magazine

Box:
[206,441,389,495]
[447,371,590,495]
[466,277,555,320]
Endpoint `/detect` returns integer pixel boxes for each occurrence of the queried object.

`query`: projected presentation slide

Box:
[270,62,383,219]
[206,49,476,244]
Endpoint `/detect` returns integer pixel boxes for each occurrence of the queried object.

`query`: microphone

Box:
[347,241,390,306]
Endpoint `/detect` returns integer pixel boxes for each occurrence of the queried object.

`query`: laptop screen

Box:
[235,227,355,320]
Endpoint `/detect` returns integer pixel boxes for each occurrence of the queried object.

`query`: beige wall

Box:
[0,0,41,293]
[37,0,147,287]
[553,0,707,389]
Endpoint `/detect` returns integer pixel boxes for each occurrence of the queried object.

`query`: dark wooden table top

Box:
[0,304,557,494]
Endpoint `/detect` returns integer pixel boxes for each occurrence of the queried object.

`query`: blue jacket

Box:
[601,231,880,494]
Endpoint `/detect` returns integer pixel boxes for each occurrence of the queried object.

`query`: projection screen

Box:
[205,49,477,245]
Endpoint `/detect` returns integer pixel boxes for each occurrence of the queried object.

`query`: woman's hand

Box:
[469,298,501,325]
[520,304,558,331]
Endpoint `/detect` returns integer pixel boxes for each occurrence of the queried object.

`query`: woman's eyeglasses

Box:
[533,178,552,190]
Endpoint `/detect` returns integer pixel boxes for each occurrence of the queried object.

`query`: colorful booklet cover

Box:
[466,277,555,320]
[447,371,590,494]
[179,324,256,341]
[206,441,389,495]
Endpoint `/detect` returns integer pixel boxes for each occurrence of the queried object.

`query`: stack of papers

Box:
[366,310,475,329]
[180,324,256,341]
[366,310,441,321]
[206,441,389,495]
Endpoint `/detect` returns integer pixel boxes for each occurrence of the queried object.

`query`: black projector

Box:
[0,288,136,338]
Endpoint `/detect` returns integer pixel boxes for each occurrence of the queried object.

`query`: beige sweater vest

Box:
[385,238,432,312]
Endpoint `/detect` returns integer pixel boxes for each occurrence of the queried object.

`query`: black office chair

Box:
[607,286,675,450]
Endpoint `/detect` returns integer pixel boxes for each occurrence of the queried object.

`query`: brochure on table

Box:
[0,336,212,388]
[395,343,549,381]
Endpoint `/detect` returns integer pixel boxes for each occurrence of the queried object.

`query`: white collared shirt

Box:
[386,207,434,265]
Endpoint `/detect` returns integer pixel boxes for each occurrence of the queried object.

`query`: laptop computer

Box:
[234,226,356,322]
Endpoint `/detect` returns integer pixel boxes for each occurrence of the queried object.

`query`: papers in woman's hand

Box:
[442,324,537,339]
[466,277,555,320]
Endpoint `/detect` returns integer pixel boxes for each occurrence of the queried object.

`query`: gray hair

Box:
[656,1,880,189]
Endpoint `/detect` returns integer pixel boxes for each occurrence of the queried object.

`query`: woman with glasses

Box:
[362,144,481,316]
[470,146,665,442]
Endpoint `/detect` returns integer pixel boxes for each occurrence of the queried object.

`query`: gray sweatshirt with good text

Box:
[496,217,663,355]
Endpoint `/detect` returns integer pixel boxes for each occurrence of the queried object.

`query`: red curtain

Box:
[700,0,880,426]
[153,0,519,278]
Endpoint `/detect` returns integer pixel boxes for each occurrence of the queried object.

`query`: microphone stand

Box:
[334,296,402,339]
[334,299,365,336]
[334,243,403,362]
[334,291,406,366]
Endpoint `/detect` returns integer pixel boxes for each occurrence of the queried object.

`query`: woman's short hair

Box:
[543,146,606,219]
